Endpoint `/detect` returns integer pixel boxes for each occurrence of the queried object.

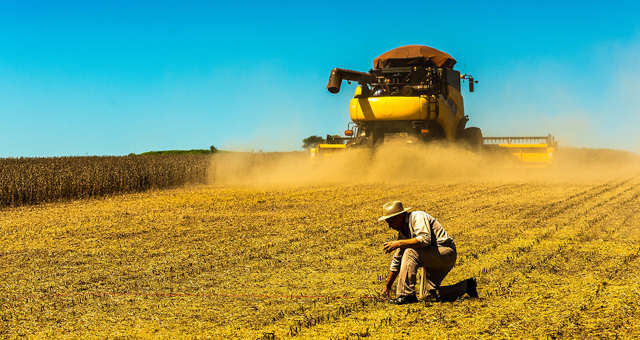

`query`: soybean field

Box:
[1,146,639,338]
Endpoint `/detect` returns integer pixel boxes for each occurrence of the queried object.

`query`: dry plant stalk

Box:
[0,155,209,208]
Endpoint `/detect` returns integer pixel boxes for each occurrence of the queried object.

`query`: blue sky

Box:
[1,1,639,156]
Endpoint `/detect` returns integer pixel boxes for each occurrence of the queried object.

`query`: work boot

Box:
[425,289,440,302]
[389,294,418,305]
[466,278,478,298]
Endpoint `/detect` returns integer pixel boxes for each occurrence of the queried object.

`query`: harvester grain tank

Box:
[314,45,556,165]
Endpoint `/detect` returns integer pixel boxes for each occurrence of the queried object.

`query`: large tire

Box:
[463,127,483,151]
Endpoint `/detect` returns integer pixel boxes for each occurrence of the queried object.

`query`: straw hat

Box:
[378,201,412,222]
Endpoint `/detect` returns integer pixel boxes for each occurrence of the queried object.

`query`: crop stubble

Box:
[1,150,640,338]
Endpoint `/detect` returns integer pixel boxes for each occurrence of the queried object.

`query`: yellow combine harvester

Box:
[313,45,556,165]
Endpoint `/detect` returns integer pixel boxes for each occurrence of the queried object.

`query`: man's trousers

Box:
[395,244,468,300]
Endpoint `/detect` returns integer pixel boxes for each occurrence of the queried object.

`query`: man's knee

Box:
[401,248,420,263]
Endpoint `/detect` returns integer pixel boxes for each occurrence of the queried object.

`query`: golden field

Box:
[1,145,640,338]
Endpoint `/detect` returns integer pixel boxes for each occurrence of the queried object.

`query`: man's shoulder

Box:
[409,210,434,221]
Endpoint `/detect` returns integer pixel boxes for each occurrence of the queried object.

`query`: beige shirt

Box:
[389,211,454,272]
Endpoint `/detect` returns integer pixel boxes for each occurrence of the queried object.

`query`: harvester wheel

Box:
[463,127,483,151]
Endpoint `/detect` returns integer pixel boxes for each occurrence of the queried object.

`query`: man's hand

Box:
[383,241,400,253]
[381,286,391,298]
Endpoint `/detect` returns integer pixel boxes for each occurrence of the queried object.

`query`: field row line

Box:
[444,183,547,235]
[318,178,640,339]
[470,177,636,280]
[449,177,630,243]
[456,177,634,266]
[225,187,448,331]
[547,189,640,335]
[2,290,380,304]
[471,181,640,336]
[285,177,638,337]
[252,183,610,336]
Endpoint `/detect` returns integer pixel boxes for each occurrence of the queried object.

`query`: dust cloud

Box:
[208,143,640,187]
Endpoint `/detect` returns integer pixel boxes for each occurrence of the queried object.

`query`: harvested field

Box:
[1,146,640,338]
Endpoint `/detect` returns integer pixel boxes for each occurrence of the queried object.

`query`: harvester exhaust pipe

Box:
[327,68,376,94]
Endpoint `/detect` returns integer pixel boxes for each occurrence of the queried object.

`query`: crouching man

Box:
[380,201,478,304]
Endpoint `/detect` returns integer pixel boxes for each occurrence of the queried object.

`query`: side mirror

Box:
[461,74,478,92]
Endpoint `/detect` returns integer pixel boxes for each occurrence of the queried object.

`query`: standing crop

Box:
[0,155,209,208]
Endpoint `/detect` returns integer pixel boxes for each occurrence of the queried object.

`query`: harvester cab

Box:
[325,45,476,148]
[316,45,556,165]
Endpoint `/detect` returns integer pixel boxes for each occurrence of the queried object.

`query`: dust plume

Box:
[208,143,640,187]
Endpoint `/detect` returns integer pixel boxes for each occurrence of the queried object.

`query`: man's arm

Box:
[383,237,425,253]
[382,270,399,298]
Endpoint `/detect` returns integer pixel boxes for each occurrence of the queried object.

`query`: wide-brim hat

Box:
[378,201,412,222]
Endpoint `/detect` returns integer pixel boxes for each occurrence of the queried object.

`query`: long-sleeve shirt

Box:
[389,211,454,272]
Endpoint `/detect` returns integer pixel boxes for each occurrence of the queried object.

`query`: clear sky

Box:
[1,1,639,157]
